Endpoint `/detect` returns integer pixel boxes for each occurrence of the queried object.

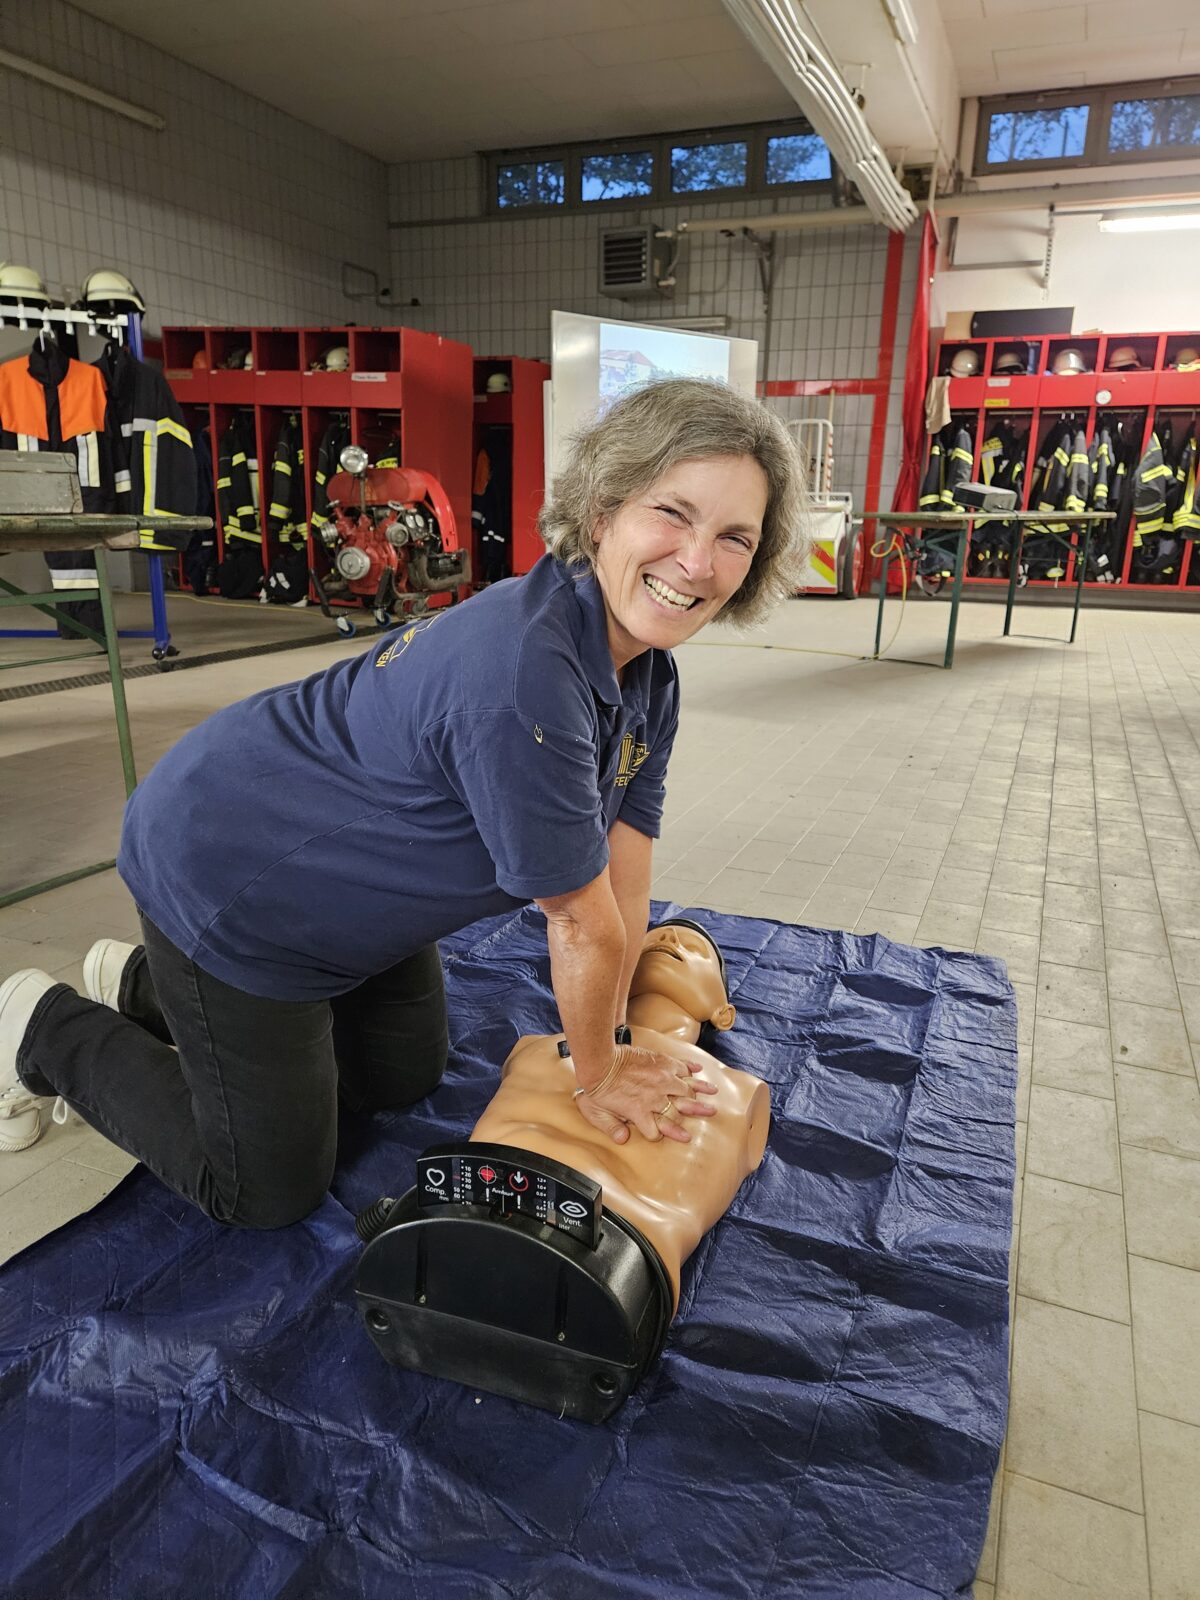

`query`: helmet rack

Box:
[0,306,130,338]
[0,301,180,664]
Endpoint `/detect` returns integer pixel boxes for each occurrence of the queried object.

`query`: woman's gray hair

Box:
[539,378,811,626]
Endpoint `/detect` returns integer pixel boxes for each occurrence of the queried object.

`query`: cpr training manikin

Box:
[470,919,771,1309]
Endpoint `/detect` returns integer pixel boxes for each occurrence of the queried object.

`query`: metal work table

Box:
[865,509,1116,669]
[1,514,211,907]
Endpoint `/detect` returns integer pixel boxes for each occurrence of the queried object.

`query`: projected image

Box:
[598,322,731,407]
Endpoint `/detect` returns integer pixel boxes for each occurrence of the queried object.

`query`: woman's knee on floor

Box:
[364,1037,448,1112]
[340,1023,448,1113]
[200,1171,332,1230]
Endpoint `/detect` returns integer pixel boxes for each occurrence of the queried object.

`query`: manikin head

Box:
[628,918,736,1034]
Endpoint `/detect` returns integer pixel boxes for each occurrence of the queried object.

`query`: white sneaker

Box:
[83,939,137,1011]
[0,969,59,1153]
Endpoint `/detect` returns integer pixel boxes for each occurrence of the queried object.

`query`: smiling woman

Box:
[0,378,810,1225]
[539,377,812,628]
[591,453,772,668]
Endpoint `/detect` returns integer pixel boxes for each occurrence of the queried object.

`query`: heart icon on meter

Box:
[424,1168,446,1187]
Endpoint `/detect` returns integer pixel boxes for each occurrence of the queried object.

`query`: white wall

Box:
[935,114,1200,334]
[0,0,390,333]
[388,157,917,510]
[935,208,1200,333]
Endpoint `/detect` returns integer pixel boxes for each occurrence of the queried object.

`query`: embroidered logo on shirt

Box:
[533,724,544,744]
[615,732,650,787]
[375,613,442,667]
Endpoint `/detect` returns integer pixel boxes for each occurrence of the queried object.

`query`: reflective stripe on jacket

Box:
[1133,433,1170,537]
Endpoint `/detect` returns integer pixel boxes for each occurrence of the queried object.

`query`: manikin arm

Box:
[606,818,653,1027]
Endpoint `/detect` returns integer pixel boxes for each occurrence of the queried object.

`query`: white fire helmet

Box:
[0,261,50,308]
[79,268,146,315]
[1051,347,1088,376]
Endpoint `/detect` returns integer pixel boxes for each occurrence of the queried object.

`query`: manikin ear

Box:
[710,1002,736,1031]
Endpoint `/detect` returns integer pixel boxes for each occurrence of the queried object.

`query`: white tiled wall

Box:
[0,0,917,509]
[388,157,918,508]
[0,0,389,332]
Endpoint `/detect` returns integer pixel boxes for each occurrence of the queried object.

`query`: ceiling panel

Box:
[1086,0,1195,41]
[70,0,788,161]
[941,0,1197,96]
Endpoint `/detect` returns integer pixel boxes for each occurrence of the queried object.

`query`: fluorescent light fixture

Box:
[1098,208,1200,233]
[648,315,731,332]
[0,47,165,131]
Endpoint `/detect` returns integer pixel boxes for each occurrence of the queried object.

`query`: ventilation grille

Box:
[599,228,670,299]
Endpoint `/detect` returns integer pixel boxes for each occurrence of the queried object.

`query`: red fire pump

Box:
[313,446,471,636]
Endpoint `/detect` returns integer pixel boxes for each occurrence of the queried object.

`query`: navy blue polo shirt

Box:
[118,557,680,999]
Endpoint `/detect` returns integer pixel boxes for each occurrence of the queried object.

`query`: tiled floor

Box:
[2,590,1199,1599]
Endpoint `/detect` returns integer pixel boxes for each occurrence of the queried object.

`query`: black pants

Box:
[17,914,448,1229]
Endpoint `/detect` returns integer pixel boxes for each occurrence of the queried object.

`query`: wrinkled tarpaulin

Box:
[0,905,1015,1599]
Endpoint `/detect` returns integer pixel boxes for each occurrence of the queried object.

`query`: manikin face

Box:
[630,923,735,1030]
[592,454,769,670]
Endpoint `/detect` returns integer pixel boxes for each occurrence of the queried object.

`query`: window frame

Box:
[1100,79,1200,165]
[973,88,1100,175]
[666,133,753,198]
[764,128,834,188]
[485,119,833,217]
[975,76,1200,176]
[493,155,568,213]
[576,137,660,207]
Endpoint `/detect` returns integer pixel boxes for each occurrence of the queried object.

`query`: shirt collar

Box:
[561,559,666,713]
[96,342,133,404]
[27,341,69,387]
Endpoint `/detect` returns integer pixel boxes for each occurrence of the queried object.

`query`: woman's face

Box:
[592,453,768,669]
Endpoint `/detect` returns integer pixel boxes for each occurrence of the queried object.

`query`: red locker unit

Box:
[928,330,1200,594]
[471,356,550,580]
[163,324,474,611]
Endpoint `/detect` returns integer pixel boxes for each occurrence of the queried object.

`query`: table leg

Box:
[1070,528,1092,644]
[943,525,967,670]
[873,544,891,658]
[1003,526,1024,636]
[147,553,177,660]
[95,550,137,797]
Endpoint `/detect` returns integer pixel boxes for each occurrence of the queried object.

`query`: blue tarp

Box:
[0,905,1016,1599]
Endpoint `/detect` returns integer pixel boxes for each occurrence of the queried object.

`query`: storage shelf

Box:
[162,324,475,608]
[472,356,549,580]
[929,328,1200,595]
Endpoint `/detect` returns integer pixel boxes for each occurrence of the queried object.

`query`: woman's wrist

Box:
[561,1027,630,1096]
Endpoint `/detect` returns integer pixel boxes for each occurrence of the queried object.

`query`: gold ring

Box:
[657,1099,673,1117]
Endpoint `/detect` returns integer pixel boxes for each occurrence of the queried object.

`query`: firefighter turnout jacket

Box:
[267,415,306,547]
[265,414,310,606]
[94,342,197,550]
[311,414,350,545]
[217,413,260,546]
[0,340,112,634]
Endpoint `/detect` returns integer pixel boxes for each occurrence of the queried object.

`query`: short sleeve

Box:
[613,674,681,840]
[427,704,610,900]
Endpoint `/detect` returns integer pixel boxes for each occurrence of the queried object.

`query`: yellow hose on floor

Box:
[166,592,326,620]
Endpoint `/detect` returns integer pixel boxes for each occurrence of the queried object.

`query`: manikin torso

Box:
[470,923,770,1309]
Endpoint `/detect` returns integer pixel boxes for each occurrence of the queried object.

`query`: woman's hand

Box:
[573,1044,718,1145]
